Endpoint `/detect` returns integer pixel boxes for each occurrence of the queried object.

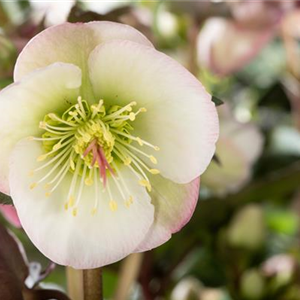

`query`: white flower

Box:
[0,22,218,268]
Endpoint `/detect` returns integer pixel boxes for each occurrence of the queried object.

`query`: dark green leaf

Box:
[0,191,13,205]
[212,96,224,106]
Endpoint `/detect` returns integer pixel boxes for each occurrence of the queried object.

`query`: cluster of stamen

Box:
[29,97,160,216]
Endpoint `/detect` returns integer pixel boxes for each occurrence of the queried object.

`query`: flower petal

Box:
[14,21,153,83]
[9,139,154,268]
[0,205,21,228]
[135,176,200,252]
[88,40,218,184]
[0,63,81,195]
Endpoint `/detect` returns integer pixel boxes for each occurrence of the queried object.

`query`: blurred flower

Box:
[227,204,266,250]
[29,0,75,27]
[197,1,294,76]
[197,17,276,76]
[81,0,131,15]
[170,0,230,20]
[262,254,296,287]
[171,277,202,300]
[0,22,218,268]
[201,288,229,300]
[282,9,300,130]
[201,106,263,195]
[241,269,265,300]
[0,204,21,228]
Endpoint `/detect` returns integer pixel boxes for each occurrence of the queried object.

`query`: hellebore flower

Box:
[0,22,218,268]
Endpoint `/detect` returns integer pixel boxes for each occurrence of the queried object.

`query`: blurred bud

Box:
[262,254,296,287]
[0,204,21,228]
[0,35,17,78]
[282,9,300,80]
[29,0,75,27]
[157,10,179,39]
[200,288,228,300]
[81,0,129,15]
[227,205,266,250]
[241,269,265,300]
[169,0,230,20]
[171,277,202,300]
[229,1,284,29]
[201,105,263,195]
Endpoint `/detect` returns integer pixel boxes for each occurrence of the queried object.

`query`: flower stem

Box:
[83,268,103,300]
[67,267,103,300]
[114,253,144,300]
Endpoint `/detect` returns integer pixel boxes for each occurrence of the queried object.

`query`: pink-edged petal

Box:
[0,63,81,195]
[88,40,219,184]
[197,18,276,76]
[14,21,153,98]
[9,139,154,268]
[0,205,21,228]
[135,176,200,252]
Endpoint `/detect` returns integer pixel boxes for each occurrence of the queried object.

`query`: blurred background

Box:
[2,1,300,299]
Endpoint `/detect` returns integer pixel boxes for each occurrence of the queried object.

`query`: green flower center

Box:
[29,97,160,216]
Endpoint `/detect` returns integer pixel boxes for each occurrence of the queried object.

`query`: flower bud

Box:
[241,269,265,300]
[171,277,202,300]
[227,204,266,250]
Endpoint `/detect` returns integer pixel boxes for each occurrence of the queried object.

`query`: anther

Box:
[37,154,48,162]
[136,137,143,146]
[139,180,152,192]
[129,112,135,121]
[30,183,37,190]
[150,169,160,175]
[72,208,78,217]
[150,156,158,164]
[109,200,118,212]
[124,157,132,166]
[85,178,93,186]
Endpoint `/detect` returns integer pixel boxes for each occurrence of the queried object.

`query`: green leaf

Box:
[212,96,224,106]
[0,192,12,205]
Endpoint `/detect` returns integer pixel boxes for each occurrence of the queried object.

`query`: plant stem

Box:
[114,253,144,300]
[83,268,103,300]
[67,267,84,300]
[67,267,103,300]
